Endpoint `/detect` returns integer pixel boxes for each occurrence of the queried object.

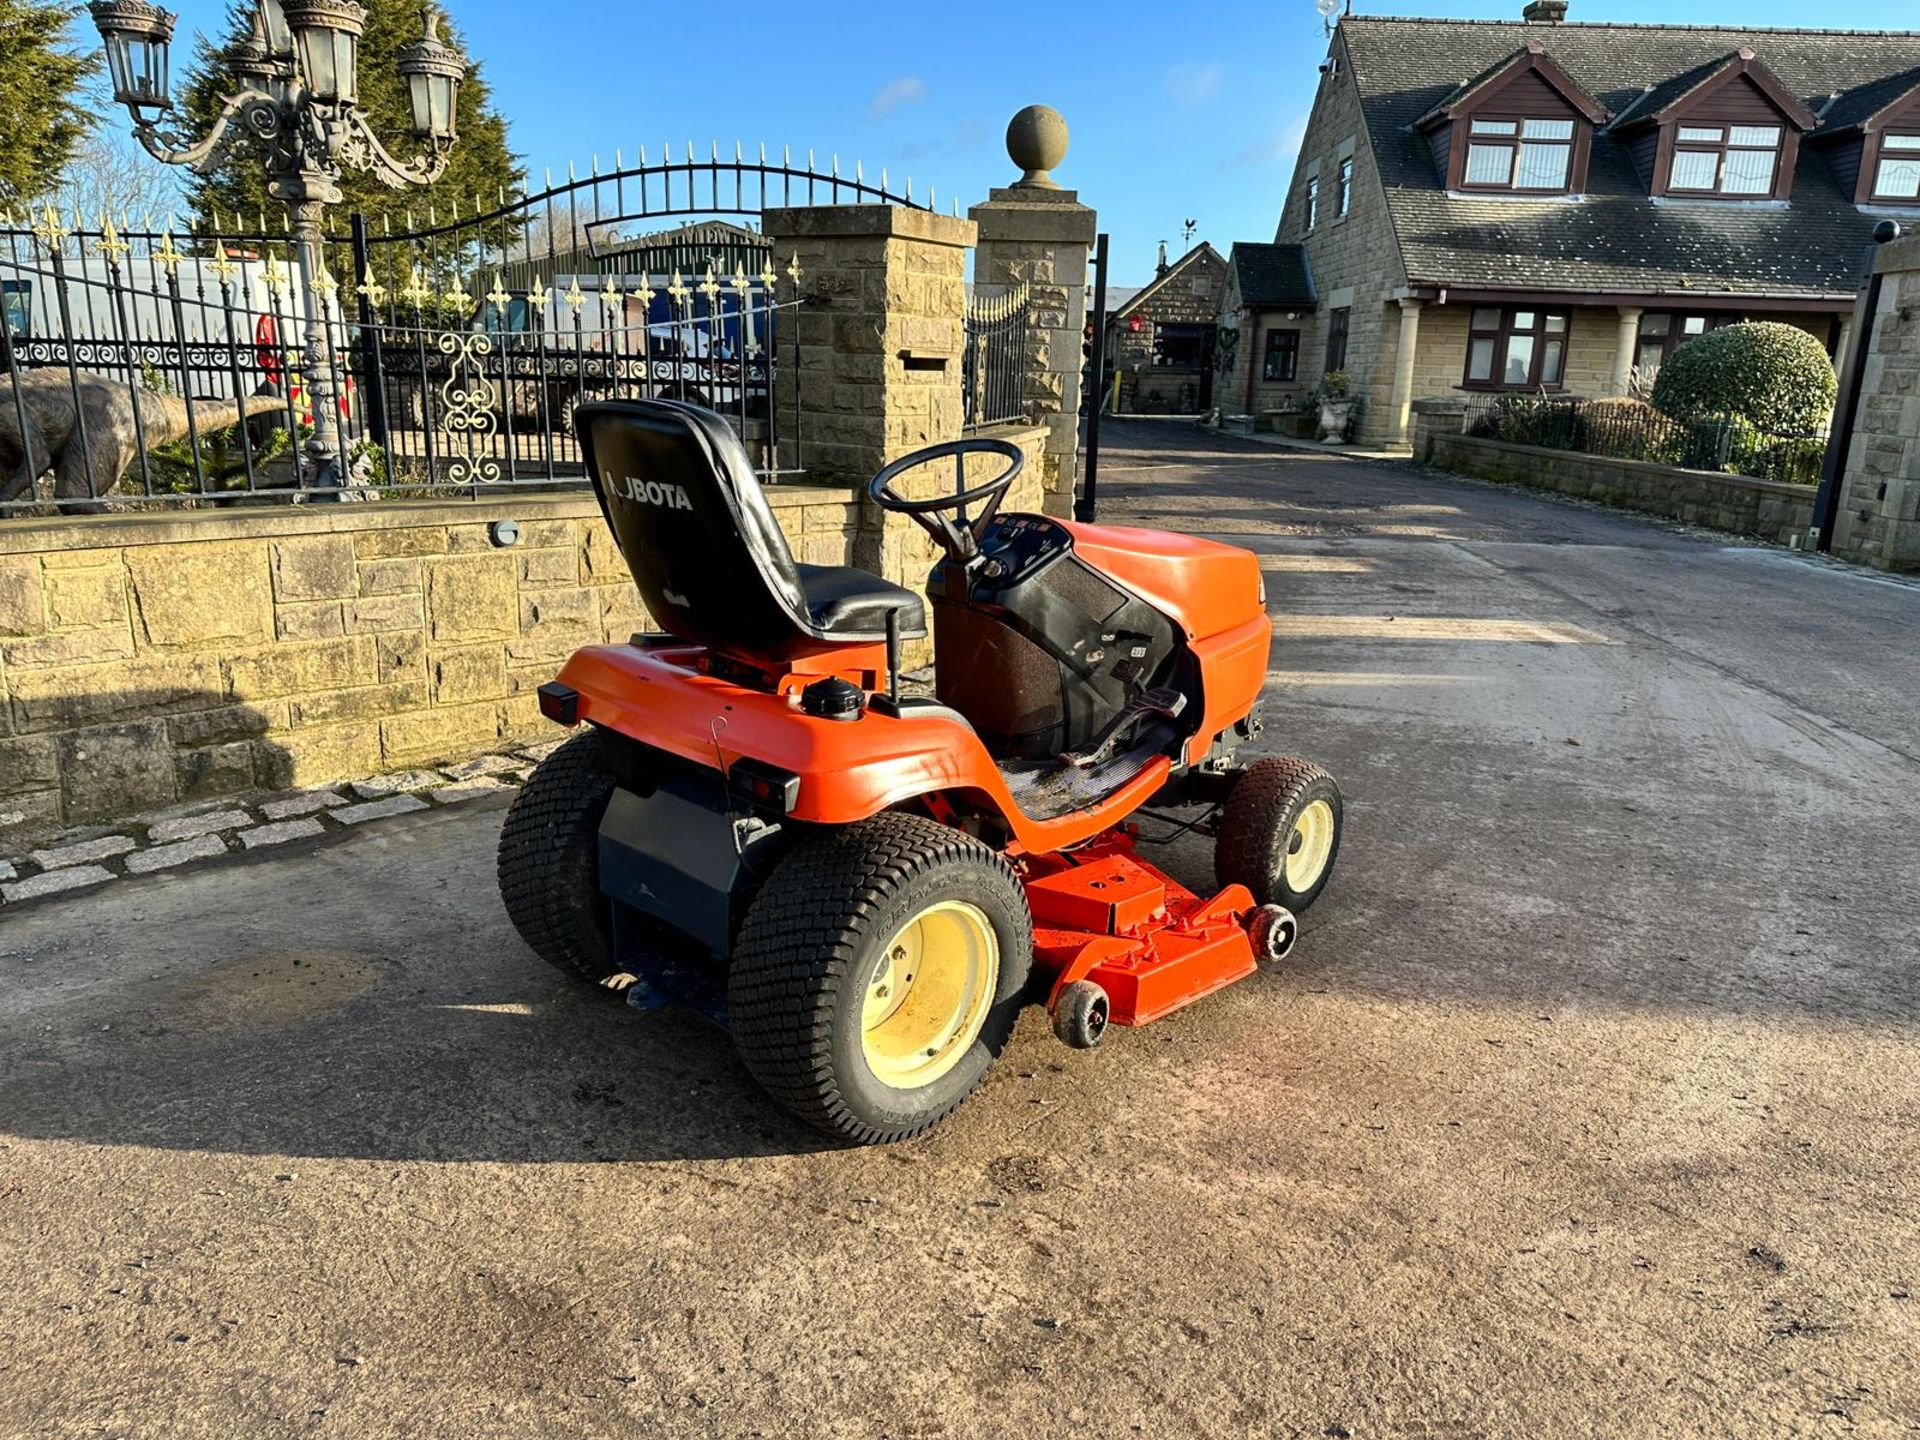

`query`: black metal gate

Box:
[2,147,934,512]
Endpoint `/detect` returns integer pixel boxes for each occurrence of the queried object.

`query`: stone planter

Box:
[1317,400,1353,443]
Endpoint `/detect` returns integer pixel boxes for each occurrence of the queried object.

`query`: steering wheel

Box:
[866,438,1025,564]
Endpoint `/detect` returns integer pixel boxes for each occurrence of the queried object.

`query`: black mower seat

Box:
[574,398,927,662]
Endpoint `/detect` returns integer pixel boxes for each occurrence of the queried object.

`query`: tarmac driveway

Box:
[3,420,1917,1438]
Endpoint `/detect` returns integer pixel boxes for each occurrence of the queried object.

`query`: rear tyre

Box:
[1215,756,1343,914]
[496,729,624,988]
[727,813,1033,1145]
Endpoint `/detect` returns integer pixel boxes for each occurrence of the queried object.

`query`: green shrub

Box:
[1649,322,1836,435]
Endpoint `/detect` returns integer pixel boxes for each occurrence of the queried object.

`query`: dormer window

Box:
[1464,116,1576,190]
[1668,124,1782,196]
[1412,42,1607,199]
[1872,133,1920,202]
[1621,49,1816,202]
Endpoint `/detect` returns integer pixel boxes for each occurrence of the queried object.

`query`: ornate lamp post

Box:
[88,0,467,492]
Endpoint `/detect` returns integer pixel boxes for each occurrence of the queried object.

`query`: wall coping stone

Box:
[0,483,859,555]
[763,203,977,248]
[1873,234,1920,277]
[969,194,1098,244]
[1410,396,1469,416]
[1441,434,1816,501]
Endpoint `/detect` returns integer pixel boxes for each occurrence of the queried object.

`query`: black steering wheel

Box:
[866,438,1025,564]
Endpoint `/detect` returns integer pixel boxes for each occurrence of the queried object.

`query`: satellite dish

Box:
[1315,0,1341,17]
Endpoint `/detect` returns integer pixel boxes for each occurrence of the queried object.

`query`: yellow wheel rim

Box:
[860,900,999,1090]
[1285,799,1336,892]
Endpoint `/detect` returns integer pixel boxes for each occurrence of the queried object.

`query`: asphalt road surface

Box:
[3,420,1917,1438]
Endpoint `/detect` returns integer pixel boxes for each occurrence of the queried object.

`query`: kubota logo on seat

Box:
[607,470,693,510]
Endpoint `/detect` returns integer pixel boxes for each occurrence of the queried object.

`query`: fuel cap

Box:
[801,676,864,722]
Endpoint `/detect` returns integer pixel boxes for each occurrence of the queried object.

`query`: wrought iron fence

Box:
[963,279,1030,430]
[1,146,940,514]
[1462,393,1827,487]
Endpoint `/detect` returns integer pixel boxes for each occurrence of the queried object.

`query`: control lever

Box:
[1058,687,1187,770]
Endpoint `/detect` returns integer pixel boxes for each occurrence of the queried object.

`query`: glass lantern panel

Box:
[332,31,358,103]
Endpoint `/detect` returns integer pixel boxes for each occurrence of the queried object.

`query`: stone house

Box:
[1239,2,1920,447]
[1216,243,1321,421]
[1104,243,1228,414]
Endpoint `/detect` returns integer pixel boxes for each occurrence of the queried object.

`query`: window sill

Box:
[1457,382,1568,394]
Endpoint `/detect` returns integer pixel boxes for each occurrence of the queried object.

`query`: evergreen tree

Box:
[178,0,517,233]
[0,0,95,207]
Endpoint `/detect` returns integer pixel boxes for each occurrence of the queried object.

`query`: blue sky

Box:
[174,0,1920,283]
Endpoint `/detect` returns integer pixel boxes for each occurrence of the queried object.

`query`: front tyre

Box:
[1215,756,1344,913]
[727,813,1033,1144]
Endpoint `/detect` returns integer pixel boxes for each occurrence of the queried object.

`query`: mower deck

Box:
[1026,834,1259,1027]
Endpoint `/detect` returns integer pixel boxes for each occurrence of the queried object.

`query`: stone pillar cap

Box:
[1007,105,1069,190]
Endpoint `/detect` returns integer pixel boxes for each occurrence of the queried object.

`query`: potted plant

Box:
[1316,372,1354,442]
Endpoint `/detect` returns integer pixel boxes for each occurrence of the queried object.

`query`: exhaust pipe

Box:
[1251,904,1299,963]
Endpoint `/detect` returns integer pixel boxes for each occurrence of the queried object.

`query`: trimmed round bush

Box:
[1649,322,1837,435]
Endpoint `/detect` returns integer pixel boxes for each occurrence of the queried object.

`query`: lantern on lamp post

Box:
[88,0,467,496]
[89,0,177,119]
[399,5,465,142]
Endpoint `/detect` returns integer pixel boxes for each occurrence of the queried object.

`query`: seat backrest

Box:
[574,398,820,660]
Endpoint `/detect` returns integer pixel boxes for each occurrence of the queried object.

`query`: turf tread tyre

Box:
[1215,755,1343,913]
[728,812,1031,1145]
[496,729,621,986]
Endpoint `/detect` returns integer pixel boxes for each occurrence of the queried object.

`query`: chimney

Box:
[1523,0,1567,20]
[1156,240,1170,277]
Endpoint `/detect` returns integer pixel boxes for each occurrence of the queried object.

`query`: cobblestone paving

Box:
[0,742,563,910]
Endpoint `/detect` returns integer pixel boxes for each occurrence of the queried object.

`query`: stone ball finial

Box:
[1007,105,1068,190]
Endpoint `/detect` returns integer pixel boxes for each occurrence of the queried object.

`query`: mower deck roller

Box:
[496,399,1344,1144]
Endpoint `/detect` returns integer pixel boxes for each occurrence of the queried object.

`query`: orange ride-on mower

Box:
[496,398,1343,1144]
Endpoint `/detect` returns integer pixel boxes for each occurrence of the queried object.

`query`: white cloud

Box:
[1166,61,1224,106]
[869,76,928,117]
[1229,114,1310,169]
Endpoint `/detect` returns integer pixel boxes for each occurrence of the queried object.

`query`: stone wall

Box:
[1830,234,1920,572]
[0,487,837,837]
[1429,432,1814,544]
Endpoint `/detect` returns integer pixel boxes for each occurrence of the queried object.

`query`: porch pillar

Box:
[1388,297,1423,445]
[970,106,1098,518]
[1611,307,1643,396]
[1835,316,1855,377]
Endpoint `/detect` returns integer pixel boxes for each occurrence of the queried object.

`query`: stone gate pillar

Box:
[970,106,1098,519]
[761,204,976,659]
[761,204,975,485]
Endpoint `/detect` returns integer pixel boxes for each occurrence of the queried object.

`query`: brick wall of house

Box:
[1277,31,1411,443]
